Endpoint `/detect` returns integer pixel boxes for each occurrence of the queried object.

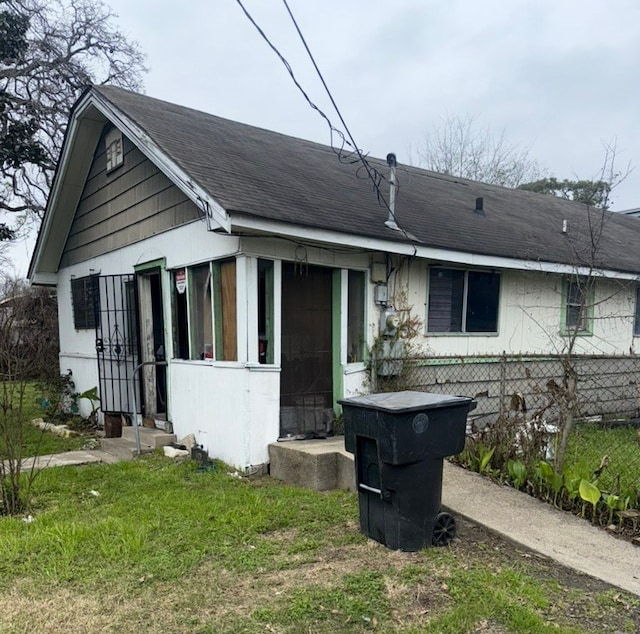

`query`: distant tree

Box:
[0,9,44,241]
[417,114,542,187]
[518,141,632,211]
[0,0,146,239]
[518,177,611,209]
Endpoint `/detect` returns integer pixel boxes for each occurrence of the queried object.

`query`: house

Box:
[29,85,640,470]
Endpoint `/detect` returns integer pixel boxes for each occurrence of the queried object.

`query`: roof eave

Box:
[230,214,640,281]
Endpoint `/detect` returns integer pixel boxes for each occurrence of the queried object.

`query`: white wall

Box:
[56,221,377,468]
[168,361,280,467]
[380,263,638,357]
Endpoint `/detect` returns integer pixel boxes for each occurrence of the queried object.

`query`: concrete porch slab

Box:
[269,437,355,492]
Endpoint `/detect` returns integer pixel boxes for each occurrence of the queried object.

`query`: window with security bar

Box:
[71,275,98,330]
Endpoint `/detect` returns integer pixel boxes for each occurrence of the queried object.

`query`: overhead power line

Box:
[234,0,417,250]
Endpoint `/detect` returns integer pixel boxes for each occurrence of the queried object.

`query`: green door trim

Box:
[332,269,343,415]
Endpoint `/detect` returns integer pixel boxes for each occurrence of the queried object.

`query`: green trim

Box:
[331,269,343,415]
[412,355,561,367]
[560,277,594,337]
[134,257,166,273]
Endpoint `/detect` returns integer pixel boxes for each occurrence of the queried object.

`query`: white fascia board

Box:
[88,92,230,233]
[29,110,84,280]
[29,272,58,286]
[232,216,640,282]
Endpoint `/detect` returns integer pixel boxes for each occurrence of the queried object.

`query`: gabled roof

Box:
[30,85,640,282]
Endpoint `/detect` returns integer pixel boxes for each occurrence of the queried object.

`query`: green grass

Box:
[0,455,637,633]
[0,456,358,589]
[565,423,639,493]
[0,382,93,457]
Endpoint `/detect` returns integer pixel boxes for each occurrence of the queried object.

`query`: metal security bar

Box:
[95,274,140,415]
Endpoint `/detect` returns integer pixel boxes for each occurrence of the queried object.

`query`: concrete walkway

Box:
[19,449,120,471]
[441,460,640,597]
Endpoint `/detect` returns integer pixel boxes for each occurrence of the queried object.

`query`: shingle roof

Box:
[94,85,640,275]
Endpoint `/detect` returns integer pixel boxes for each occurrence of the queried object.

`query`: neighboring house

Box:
[29,85,640,470]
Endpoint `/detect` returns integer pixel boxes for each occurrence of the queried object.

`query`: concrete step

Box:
[269,436,355,492]
[121,426,177,448]
[100,437,154,461]
[99,427,178,462]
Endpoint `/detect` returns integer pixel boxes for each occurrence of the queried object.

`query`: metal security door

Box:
[95,274,140,415]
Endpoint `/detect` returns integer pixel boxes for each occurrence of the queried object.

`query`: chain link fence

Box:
[371,352,640,511]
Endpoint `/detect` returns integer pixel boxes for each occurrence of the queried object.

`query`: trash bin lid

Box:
[339,391,473,413]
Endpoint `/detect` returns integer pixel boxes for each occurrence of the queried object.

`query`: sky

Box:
[10,0,640,275]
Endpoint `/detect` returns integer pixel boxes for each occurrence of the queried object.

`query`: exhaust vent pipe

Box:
[385,153,400,231]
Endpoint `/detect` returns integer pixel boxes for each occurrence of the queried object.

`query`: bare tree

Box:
[0,276,58,514]
[417,113,542,187]
[0,0,146,236]
[539,144,633,473]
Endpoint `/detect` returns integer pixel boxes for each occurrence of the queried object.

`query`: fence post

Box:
[499,351,507,420]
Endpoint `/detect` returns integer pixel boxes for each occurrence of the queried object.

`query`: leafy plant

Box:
[478,444,496,475]
[579,479,601,518]
[507,459,528,490]
[534,461,563,505]
[78,386,100,424]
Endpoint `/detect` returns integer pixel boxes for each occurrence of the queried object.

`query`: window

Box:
[172,270,189,359]
[427,268,500,333]
[189,264,213,359]
[347,270,366,362]
[213,259,237,361]
[171,259,238,361]
[105,127,124,172]
[635,287,640,336]
[71,275,98,330]
[258,260,274,364]
[563,278,593,335]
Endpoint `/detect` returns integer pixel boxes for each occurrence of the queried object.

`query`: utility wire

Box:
[281,0,416,244]
[280,0,379,187]
[234,0,353,159]
[234,0,417,252]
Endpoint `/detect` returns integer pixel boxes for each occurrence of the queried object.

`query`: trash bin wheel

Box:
[432,512,456,547]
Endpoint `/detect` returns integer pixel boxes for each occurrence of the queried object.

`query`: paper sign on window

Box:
[175,269,186,294]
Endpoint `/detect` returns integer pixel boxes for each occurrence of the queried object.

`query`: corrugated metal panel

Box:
[60,130,201,267]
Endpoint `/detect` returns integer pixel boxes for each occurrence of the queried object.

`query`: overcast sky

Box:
[12,0,640,274]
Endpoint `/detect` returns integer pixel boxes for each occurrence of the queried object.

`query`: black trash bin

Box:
[340,391,476,551]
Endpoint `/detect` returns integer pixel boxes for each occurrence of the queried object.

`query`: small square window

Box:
[563,278,593,335]
[71,275,98,330]
[105,128,124,172]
